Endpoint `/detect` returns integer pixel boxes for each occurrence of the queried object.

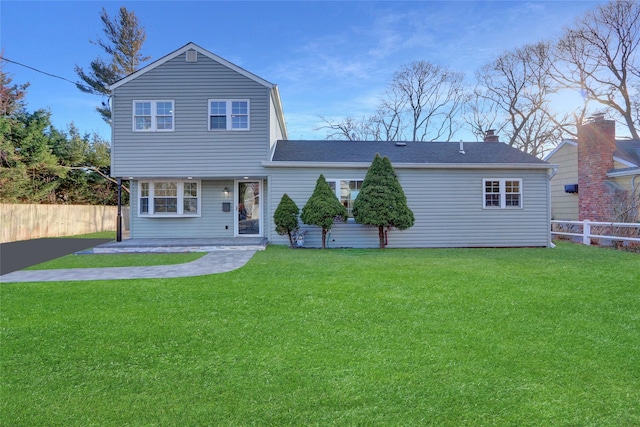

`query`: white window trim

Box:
[138,180,201,217]
[132,100,175,132]
[482,178,523,209]
[326,178,364,221]
[208,99,250,131]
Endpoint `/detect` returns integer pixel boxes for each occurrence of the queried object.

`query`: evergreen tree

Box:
[0,116,29,202]
[2,110,66,203]
[274,193,300,248]
[0,59,29,116]
[352,154,414,248]
[301,174,348,249]
[0,64,29,201]
[75,6,150,124]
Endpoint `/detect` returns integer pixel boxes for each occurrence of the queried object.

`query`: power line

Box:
[1,57,101,95]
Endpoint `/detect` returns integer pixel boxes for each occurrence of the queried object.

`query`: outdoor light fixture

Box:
[223,187,230,196]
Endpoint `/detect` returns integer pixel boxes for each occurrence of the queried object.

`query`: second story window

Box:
[133,100,174,132]
[209,99,250,131]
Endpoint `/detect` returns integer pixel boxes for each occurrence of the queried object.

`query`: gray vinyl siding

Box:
[130,180,236,238]
[267,167,551,248]
[112,52,271,178]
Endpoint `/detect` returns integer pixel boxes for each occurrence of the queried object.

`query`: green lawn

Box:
[1,243,638,426]
[26,252,205,270]
[61,231,117,239]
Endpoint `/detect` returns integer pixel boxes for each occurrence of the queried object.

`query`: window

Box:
[138,180,200,216]
[183,182,198,214]
[327,179,363,217]
[483,179,522,209]
[153,182,178,213]
[133,100,174,131]
[209,99,249,130]
[140,182,149,214]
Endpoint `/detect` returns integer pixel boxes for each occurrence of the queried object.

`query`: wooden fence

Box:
[551,220,640,247]
[0,204,129,243]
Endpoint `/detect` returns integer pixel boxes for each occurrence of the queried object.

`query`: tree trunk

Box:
[287,231,294,248]
[378,226,386,249]
[321,228,327,249]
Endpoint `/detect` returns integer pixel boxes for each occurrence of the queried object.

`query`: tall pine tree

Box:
[301,174,348,249]
[75,6,150,124]
[352,154,414,248]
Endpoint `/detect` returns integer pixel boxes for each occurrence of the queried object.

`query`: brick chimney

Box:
[484,129,499,142]
[578,114,616,221]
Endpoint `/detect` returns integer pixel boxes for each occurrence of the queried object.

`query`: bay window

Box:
[138,180,200,216]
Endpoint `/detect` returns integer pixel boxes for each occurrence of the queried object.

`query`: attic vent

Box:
[186,50,198,63]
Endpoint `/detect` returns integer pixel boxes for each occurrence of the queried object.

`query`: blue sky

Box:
[1,0,605,141]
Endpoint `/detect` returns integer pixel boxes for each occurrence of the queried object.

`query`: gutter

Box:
[547,165,558,249]
[606,168,640,178]
[262,161,555,170]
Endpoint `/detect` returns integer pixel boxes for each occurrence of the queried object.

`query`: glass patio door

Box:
[237,181,261,236]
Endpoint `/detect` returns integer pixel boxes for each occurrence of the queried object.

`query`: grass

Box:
[25,252,206,270]
[60,231,116,239]
[1,243,638,426]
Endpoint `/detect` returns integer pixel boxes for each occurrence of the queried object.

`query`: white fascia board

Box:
[607,167,640,178]
[543,139,577,161]
[109,42,275,91]
[613,156,638,168]
[271,85,288,140]
[262,161,555,170]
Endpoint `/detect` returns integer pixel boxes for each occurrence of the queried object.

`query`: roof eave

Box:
[543,139,577,161]
[271,85,288,140]
[607,167,640,178]
[262,161,554,170]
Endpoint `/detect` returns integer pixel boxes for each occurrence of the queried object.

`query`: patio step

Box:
[87,238,268,254]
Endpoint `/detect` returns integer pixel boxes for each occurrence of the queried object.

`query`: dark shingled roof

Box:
[271,140,548,165]
[614,140,640,166]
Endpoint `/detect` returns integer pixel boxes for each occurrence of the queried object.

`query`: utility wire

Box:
[1,57,100,94]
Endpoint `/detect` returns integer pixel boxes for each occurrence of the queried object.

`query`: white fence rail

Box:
[551,220,640,246]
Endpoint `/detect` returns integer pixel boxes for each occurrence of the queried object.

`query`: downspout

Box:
[547,166,558,248]
[116,177,122,242]
[632,174,638,221]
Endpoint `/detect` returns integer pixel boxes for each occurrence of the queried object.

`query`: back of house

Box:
[110,42,554,248]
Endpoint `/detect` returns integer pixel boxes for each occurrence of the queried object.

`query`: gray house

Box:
[110,42,555,248]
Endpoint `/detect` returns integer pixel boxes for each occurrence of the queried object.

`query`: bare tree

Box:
[317,61,466,142]
[391,61,467,141]
[553,0,640,139]
[462,91,502,141]
[475,42,566,157]
[317,116,379,141]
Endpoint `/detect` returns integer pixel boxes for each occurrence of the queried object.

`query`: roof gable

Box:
[544,139,640,168]
[543,139,577,161]
[271,140,548,166]
[109,42,275,90]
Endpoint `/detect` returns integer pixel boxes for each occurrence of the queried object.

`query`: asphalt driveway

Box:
[0,238,112,275]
